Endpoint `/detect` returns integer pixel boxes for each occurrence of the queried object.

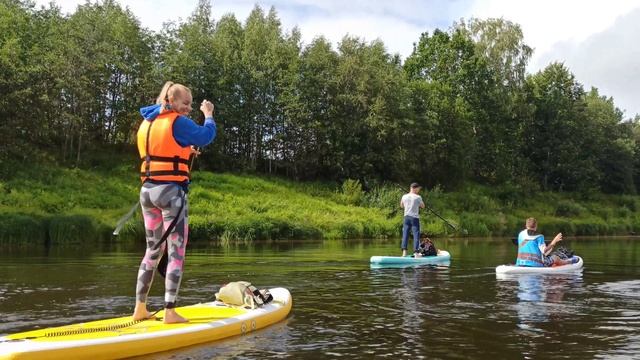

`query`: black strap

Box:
[155,191,186,278]
[144,120,154,178]
[141,155,190,165]
[140,170,191,178]
[252,288,273,304]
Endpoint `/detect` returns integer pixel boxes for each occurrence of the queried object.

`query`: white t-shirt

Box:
[401,193,424,218]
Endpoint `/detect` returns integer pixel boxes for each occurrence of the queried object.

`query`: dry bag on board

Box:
[215,281,273,309]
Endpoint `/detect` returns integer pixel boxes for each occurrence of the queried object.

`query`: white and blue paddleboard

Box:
[495,256,583,275]
[370,250,451,267]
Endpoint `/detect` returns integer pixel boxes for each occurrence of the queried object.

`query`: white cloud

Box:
[34,0,459,56]
[287,14,423,56]
[33,0,197,29]
[537,9,640,117]
[208,0,463,57]
[464,0,640,67]
[465,0,640,117]
[33,0,640,116]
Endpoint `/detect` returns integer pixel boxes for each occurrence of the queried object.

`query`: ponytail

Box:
[155,81,191,110]
[156,81,174,108]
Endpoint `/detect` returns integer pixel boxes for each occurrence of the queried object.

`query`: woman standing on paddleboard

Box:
[133,81,216,323]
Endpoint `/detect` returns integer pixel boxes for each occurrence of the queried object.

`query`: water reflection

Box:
[497,273,584,330]
[365,264,452,358]
[370,260,451,269]
[591,280,640,358]
[133,320,293,360]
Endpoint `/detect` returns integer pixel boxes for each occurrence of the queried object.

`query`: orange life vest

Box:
[137,111,191,183]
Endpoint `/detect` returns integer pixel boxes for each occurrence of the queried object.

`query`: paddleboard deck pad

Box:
[0,287,292,360]
[370,250,451,266]
[495,256,583,274]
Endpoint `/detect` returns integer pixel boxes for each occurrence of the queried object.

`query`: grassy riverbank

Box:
[0,163,400,244]
[1,161,639,245]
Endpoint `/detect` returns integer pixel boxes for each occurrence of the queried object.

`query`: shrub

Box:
[422,221,448,237]
[606,220,629,235]
[361,184,403,217]
[0,213,46,244]
[341,179,363,206]
[613,206,632,218]
[616,195,638,212]
[449,188,498,212]
[573,218,608,236]
[459,213,491,237]
[554,200,586,217]
[537,217,576,236]
[494,182,526,206]
[631,216,640,234]
[48,214,98,244]
[591,207,613,221]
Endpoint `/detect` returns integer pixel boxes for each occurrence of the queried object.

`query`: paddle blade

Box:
[113,202,139,236]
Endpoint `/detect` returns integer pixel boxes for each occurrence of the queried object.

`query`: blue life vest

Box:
[516,229,545,267]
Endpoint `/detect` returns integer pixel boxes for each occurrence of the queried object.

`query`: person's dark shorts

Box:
[543,256,555,267]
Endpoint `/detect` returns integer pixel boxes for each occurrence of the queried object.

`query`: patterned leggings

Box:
[136,183,188,309]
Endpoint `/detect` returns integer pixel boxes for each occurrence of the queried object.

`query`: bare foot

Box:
[163,309,188,324]
[132,301,155,321]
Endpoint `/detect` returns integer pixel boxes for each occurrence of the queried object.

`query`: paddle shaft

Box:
[397,184,466,234]
[426,206,469,235]
[426,206,458,230]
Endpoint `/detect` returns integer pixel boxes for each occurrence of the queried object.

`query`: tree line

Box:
[2,0,639,194]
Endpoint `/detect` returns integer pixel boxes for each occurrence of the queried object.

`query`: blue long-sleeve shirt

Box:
[139,104,216,147]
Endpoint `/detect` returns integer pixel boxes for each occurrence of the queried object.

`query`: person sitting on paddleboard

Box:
[516,217,578,267]
[133,81,216,324]
[400,182,425,257]
[415,234,438,257]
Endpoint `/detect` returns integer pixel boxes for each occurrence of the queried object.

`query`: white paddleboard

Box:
[495,256,583,274]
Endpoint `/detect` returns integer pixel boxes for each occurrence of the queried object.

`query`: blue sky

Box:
[36,0,640,117]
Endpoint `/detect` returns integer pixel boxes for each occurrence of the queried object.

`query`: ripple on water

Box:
[596,280,640,299]
[2,239,640,359]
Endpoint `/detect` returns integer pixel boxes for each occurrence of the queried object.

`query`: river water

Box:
[1,237,639,359]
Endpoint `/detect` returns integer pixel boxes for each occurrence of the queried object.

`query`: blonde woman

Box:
[133,82,216,323]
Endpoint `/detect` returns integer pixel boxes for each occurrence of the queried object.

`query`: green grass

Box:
[1,160,639,245]
[420,183,640,238]
[0,163,399,244]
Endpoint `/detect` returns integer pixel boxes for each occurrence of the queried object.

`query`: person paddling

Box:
[516,217,578,267]
[400,183,425,257]
[133,81,216,324]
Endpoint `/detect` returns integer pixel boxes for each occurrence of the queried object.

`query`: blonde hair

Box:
[525,217,537,229]
[156,81,191,109]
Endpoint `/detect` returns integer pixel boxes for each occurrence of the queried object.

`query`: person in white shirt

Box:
[400,183,426,256]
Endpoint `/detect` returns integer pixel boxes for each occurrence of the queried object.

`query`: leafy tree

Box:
[1,0,637,198]
[458,18,533,183]
[523,63,599,191]
[0,0,64,163]
[330,37,408,184]
[286,37,339,179]
[404,29,478,188]
[584,88,636,193]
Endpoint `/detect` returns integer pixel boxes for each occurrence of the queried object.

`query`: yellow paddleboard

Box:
[0,288,292,360]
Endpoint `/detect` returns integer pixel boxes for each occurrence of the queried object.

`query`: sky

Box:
[36,0,640,117]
